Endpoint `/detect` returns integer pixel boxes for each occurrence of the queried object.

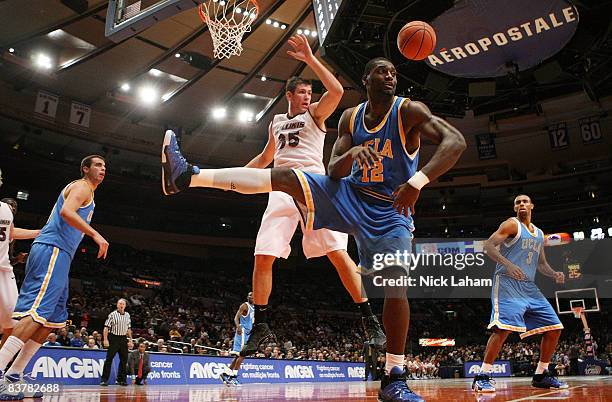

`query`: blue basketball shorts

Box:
[488,274,563,338]
[13,243,72,328]
[293,170,413,273]
[231,330,251,356]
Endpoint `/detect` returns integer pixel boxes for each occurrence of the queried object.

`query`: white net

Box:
[198,0,259,60]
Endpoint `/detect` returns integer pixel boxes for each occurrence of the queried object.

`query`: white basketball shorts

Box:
[0,270,18,329]
[255,192,348,259]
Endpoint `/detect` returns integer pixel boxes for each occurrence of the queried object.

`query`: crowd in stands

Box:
[10,243,612,378]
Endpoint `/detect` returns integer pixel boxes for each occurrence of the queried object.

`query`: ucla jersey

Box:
[35,180,95,259]
[347,96,419,201]
[240,302,254,333]
[495,217,543,282]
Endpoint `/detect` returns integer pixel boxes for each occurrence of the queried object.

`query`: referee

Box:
[100,298,132,386]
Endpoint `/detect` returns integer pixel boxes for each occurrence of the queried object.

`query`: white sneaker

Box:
[0,373,25,401]
[12,373,44,398]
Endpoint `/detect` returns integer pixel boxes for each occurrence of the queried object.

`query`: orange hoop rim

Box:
[571,307,584,318]
[198,0,260,24]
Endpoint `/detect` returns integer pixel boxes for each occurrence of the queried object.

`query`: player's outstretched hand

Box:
[287,34,314,63]
[351,146,381,169]
[93,232,109,259]
[553,271,565,284]
[392,182,420,217]
[505,264,527,281]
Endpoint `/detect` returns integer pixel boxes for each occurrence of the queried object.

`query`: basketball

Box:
[397,21,436,61]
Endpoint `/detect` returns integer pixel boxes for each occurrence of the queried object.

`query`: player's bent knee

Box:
[271,168,305,204]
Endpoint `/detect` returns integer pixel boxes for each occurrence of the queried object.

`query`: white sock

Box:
[0,337,24,372]
[190,168,272,194]
[232,370,238,377]
[6,340,42,376]
[223,366,233,376]
[535,361,549,375]
[480,362,493,374]
[385,353,405,375]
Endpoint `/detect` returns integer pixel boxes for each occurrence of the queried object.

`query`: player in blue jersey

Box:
[0,156,109,400]
[472,195,567,393]
[220,291,254,386]
[161,57,466,402]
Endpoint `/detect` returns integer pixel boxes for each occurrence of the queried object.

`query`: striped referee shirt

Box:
[105,310,131,336]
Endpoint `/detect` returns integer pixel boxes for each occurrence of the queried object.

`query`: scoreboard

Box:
[312,0,344,44]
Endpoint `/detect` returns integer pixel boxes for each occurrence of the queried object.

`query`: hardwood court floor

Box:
[46,376,611,401]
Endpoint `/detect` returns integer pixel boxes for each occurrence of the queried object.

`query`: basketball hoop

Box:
[571,306,583,319]
[198,0,259,60]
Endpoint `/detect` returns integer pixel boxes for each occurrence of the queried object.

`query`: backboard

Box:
[555,288,600,315]
[105,0,205,42]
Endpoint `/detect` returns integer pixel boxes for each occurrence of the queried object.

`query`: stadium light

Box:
[239,109,254,122]
[261,75,267,81]
[120,83,130,92]
[8,48,15,53]
[174,53,181,58]
[149,68,163,77]
[311,31,317,37]
[273,21,279,28]
[212,107,227,120]
[304,29,311,36]
[35,53,53,69]
[138,86,158,104]
[266,19,272,25]
[297,29,303,35]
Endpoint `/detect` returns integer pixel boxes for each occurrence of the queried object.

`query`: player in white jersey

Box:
[0,169,40,348]
[240,34,385,355]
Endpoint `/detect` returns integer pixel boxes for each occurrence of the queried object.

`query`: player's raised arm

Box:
[484,219,527,281]
[287,34,344,124]
[60,181,108,259]
[537,247,565,283]
[245,123,276,168]
[328,108,381,179]
[404,101,466,182]
[10,225,40,240]
[391,101,466,215]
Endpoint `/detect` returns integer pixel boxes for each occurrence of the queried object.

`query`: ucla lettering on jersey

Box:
[347,96,419,203]
[35,180,95,259]
[495,217,544,282]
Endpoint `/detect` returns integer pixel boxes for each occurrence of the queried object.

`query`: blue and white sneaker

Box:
[219,372,233,387]
[12,373,43,399]
[378,366,425,402]
[472,373,496,393]
[0,371,24,401]
[532,370,568,389]
[161,130,199,195]
[230,376,241,387]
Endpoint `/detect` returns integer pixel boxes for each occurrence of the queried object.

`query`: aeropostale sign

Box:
[425,0,579,78]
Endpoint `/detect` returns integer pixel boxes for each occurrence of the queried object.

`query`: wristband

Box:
[407,171,430,190]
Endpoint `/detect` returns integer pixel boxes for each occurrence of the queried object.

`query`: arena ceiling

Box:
[0,0,610,168]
